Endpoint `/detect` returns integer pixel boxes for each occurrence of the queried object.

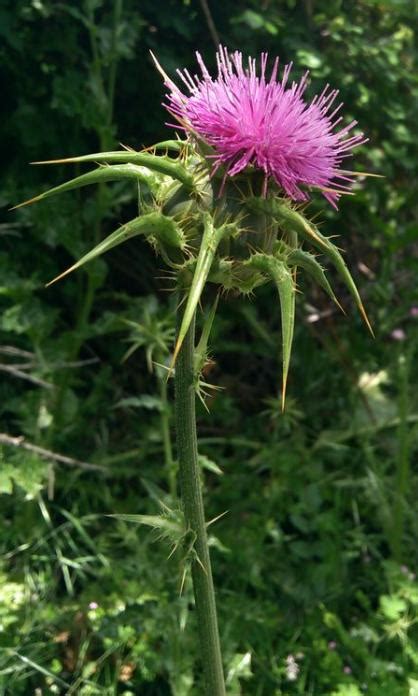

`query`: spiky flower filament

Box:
[164,46,367,207]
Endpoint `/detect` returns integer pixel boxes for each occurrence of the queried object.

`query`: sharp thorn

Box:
[31,157,77,165]
[207,510,228,527]
[333,296,346,315]
[359,303,374,337]
[45,265,77,287]
[10,195,43,210]
[281,377,287,412]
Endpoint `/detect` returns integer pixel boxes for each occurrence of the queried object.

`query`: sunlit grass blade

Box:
[11,164,157,210]
[8,650,71,689]
[32,149,195,190]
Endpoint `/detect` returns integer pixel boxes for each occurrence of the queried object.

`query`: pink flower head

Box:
[164,46,367,207]
[390,328,406,342]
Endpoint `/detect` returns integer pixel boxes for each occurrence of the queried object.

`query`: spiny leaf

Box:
[195,294,219,373]
[286,248,344,312]
[107,513,183,535]
[251,255,295,409]
[172,215,231,367]
[32,150,195,190]
[46,212,184,286]
[11,164,157,210]
[194,295,221,408]
[142,139,191,153]
[273,201,373,335]
[246,196,372,333]
[272,261,295,410]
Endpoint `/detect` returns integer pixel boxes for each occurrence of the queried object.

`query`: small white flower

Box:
[285,654,300,681]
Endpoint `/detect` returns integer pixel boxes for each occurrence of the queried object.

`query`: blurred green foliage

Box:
[1,0,418,693]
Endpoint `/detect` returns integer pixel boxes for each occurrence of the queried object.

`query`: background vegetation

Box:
[1,0,418,693]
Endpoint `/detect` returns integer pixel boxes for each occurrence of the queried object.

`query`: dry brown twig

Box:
[0,433,105,472]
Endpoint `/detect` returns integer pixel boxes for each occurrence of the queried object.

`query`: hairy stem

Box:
[158,368,176,498]
[174,312,225,695]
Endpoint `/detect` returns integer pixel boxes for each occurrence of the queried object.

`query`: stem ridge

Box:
[174,311,226,695]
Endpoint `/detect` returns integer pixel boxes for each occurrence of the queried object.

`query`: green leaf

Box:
[173,214,230,365]
[195,294,219,373]
[0,468,13,494]
[286,248,343,310]
[198,454,223,476]
[226,652,252,687]
[32,149,195,190]
[115,395,163,411]
[297,49,322,69]
[150,139,191,153]
[380,594,407,620]
[0,451,48,498]
[250,255,295,408]
[12,164,157,210]
[47,212,184,286]
[409,678,418,696]
[108,513,182,535]
[331,686,362,696]
[273,202,373,334]
[274,262,295,410]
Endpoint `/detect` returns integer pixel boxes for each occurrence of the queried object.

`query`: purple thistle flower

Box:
[164,46,367,207]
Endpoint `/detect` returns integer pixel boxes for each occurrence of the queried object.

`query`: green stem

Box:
[158,368,176,498]
[174,312,225,696]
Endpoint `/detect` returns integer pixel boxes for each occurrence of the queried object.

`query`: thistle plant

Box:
[15,47,373,695]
